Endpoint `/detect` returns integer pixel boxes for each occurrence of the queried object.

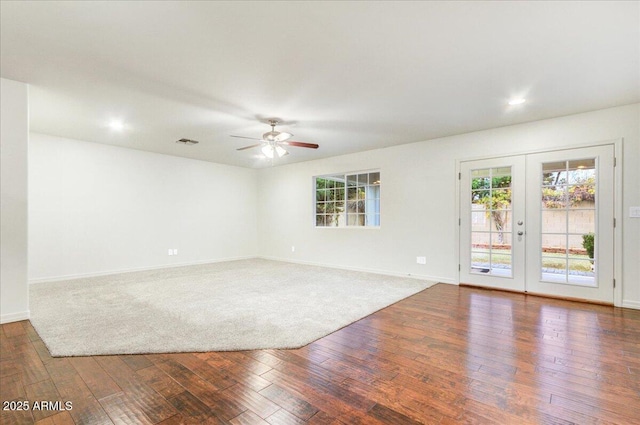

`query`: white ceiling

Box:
[1,1,638,168]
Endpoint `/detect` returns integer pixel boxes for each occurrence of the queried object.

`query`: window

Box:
[315,171,380,227]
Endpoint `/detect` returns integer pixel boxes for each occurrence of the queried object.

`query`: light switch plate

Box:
[630,206,640,218]
[416,256,427,265]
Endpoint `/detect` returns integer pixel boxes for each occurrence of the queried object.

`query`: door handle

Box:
[517,231,524,236]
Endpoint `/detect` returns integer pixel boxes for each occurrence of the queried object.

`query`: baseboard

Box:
[259,256,454,285]
[622,300,640,310]
[28,256,257,284]
[1,310,30,324]
[29,255,455,286]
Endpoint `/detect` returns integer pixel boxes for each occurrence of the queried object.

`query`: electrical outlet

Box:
[168,249,173,256]
[291,246,296,252]
[630,206,640,218]
[416,256,426,265]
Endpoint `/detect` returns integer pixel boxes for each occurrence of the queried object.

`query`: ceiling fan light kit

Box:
[261,144,288,159]
[233,120,319,159]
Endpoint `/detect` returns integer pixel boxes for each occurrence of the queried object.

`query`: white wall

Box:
[1,78,30,323]
[257,104,640,309]
[29,134,258,281]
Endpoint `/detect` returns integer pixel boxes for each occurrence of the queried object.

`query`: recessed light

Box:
[109,120,124,131]
[508,98,526,106]
[176,138,199,145]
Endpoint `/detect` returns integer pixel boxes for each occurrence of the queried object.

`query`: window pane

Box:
[491,232,511,249]
[366,199,378,213]
[366,214,380,226]
[472,168,490,178]
[471,232,490,249]
[489,189,511,209]
[568,159,595,184]
[568,184,595,206]
[471,191,488,206]
[542,161,567,186]
[491,167,512,180]
[471,250,490,273]
[568,210,595,234]
[369,172,381,185]
[489,210,511,234]
[491,254,512,277]
[315,171,380,227]
[542,256,567,283]
[367,185,381,199]
[542,186,568,209]
[542,234,567,254]
[542,210,566,234]
[348,214,365,226]
[568,234,587,251]
[324,202,335,214]
[472,211,489,231]
[539,158,596,284]
[567,259,595,286]
[472,177,491,190]
[325,214,337,227]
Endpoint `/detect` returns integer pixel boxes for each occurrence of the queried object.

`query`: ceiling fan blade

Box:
[236,143,265,151]
[282,141,319,149]
[273,132,293,142]
[230,135,263,141]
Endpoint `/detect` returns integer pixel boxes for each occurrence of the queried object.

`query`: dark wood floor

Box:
[2,284,639,425]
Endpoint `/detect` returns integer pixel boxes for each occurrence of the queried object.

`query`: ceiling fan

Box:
[232,120,319,158]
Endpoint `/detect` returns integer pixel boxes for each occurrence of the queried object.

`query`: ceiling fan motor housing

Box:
[263,131,280,142]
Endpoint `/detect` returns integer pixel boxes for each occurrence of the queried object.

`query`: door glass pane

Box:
[540,159,596,287]
[472,231,490,246]
[542,255,567,282]
[472,211,489,231]
[541,234,567,254]
[490,211,512,233]
[471,250,490,273]
[491,232,511,249]
[542,210,566,233]
[469,166,512,277]
[568,159,596,183]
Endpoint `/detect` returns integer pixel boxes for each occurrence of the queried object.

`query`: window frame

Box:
[313,170,381,229]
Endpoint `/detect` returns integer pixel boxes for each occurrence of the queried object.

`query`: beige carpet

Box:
[30,259,433,357]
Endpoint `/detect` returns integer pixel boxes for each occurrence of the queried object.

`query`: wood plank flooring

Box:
[1,283,639,424]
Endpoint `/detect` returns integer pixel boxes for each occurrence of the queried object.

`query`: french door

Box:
[459,145,615,304]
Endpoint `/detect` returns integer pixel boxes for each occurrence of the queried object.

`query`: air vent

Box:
[176,138,199,145]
